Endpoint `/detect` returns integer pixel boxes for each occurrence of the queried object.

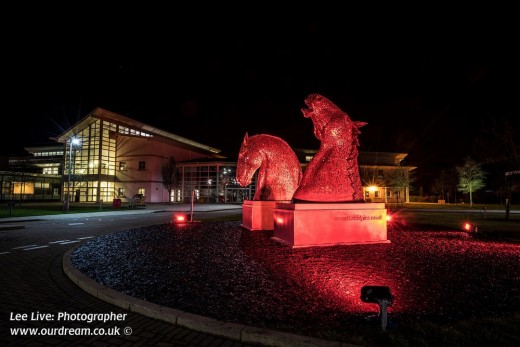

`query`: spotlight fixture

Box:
[361,285,393,331]
[173,213,190,223]
[463,222,478,233]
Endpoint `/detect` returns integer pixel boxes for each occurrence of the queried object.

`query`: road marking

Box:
[23,245,49,250]
[9,236,96,253]
[49,240,70,244]
[68,223,85,226]
[12,244,37,249]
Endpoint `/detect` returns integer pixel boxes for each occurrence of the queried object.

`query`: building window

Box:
[119,161,126,170]
[118,188,125,197]
[138,188,145,196]
[305,155,314,162]
[387,190,391,198]
[138,161,146,170]
[43,167,59,175]
[365,190,370,198]
[375,191,380,198]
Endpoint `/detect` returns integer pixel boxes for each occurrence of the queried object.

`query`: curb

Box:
[63,245,359,347]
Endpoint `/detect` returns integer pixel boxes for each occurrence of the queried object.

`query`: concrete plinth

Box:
[272,203,389,247]
[242,200,291,231]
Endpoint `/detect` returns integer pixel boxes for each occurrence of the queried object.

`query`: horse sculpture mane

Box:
[236,133,302,201]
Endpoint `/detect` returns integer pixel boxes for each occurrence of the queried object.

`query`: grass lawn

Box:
[0,201,141,219]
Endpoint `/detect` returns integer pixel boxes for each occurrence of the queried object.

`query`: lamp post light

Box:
[65,137,81,212]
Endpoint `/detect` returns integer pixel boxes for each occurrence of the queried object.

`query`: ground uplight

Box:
[173,213,190,223]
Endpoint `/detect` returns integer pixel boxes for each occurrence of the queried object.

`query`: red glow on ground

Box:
[174,214,187,222]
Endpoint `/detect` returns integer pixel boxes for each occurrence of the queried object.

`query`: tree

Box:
[431,168,457,203]
[387,166,408,205]
[161,157,177,204]
[475,117,519,219]
[456,157,486,207]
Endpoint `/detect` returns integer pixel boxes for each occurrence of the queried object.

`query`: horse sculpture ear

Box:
[354,121,367,129]
[243,132,249,146]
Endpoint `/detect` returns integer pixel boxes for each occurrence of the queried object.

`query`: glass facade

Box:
[64,118,150,203]
[1,171,61,201]
[175,163,255,203]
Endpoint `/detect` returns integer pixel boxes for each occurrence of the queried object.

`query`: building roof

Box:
[294,148,416,169]
[51,107,224,158]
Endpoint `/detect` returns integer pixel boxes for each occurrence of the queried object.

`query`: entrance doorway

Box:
[223,187,252,203]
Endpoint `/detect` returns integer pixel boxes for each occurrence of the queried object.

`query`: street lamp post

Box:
[65,137,80,212]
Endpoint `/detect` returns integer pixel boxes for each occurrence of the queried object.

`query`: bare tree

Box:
[475,118,519,165]
[456,157,486,207]
[386,165,413,205]
[161,157,177,204]
[431,169,457,203]
[475,117,519,218]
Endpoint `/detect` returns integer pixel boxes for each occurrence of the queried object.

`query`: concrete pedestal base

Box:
[272,203,389,247]
[242,200,291,231]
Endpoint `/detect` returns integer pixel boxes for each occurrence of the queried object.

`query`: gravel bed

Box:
[72,221,520,344]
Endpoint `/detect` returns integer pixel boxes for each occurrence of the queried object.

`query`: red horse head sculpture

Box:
[293,94,367,202]
[237,133,302,201]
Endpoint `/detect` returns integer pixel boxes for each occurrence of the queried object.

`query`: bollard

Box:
[8,201,15,216]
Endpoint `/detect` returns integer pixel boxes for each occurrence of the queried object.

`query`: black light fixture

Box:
[361,285,393,331]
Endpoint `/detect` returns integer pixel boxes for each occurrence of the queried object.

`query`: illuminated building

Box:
[2,108,415,204]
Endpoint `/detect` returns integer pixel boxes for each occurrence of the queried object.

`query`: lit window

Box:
[305,156,314,162]
[118,188,125,197]
[119,161,127,170]
[365,190,370,198]
[375,191,380,198]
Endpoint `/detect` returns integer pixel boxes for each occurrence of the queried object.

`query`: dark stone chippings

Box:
[72,221,520,339]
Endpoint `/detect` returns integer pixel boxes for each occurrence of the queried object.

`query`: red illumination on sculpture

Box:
[292,94,367,202]
[237,133,302,201]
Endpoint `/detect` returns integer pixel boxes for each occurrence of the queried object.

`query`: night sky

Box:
[2,12,518,189]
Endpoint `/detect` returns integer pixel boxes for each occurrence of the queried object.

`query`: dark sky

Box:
[2,12,518,188]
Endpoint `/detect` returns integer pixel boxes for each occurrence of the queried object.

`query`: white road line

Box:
[12,245,37,249]
[68,223,85,226]
[0,251,11,255]
[59,241,80,245]
[77,236,95,240]
[23,245,49,250]
[49,240,70,244]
